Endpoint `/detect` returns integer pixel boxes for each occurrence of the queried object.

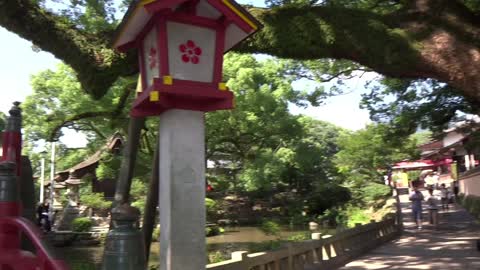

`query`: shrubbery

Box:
[205,225,224,237]
[80,192,112,210]
[260,220,281,237]
[152,227,160,242]
[205,198,217,221]
[361,183,391,203]
[71,217,93,232]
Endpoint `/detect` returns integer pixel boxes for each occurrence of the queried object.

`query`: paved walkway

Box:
[339,192,480,270]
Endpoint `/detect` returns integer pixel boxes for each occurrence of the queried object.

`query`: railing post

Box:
[231,251,248,261]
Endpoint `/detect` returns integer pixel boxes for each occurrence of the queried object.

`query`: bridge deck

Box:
[339,194,480,270]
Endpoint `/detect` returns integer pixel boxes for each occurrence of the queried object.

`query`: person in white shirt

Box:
[426,189,439,227]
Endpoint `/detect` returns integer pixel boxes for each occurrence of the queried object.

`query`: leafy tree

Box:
[207,54,344,199]
[335,124,419,188]
[361,77,480,138]
[22,64,135,143]
[2,0,480,109]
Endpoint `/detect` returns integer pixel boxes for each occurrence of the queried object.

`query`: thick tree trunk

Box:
[113,117,145,205]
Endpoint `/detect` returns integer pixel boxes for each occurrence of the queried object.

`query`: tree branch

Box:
[47,83,134,141]
[2,0,480,104]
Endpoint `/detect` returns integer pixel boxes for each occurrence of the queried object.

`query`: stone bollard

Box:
[311,233,322,240]
[102,203,146,270]
[308,221,319,231]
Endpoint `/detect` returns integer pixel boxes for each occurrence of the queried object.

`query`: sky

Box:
[0,2,373,147]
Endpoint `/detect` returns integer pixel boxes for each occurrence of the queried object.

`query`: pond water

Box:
[54,226,327,270]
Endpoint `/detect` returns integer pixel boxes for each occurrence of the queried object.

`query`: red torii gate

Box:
[0,102,69,270]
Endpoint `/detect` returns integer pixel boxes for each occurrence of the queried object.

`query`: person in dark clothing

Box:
[453,181,459,201]
[36,201,51,232]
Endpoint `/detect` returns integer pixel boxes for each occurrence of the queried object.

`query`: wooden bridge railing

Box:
[207,217,400,270]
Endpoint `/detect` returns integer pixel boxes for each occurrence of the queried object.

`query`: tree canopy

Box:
[23,53,353,216]
[2,0,480,107]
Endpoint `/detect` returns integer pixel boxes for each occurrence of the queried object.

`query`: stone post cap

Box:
[0,162,16,174]
[9,102,21,117]
[111,203,141,221]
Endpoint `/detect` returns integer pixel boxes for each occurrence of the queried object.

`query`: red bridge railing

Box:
[0,102,69,270]
[0,217,69,270]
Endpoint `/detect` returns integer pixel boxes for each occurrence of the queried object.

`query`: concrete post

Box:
[158,110,206,270]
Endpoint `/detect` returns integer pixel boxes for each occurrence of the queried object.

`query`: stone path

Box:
[339,193,480,270]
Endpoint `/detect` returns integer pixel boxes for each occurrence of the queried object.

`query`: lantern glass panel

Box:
[167,22,216,83]
[143,26,160,88]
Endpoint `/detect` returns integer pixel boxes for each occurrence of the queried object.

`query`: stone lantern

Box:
[64,170,82,207]
[113,0,260,269]
[113,0,261,117]
[52,182,65,210]
[57,171,82,231]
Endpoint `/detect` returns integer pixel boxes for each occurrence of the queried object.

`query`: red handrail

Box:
[0,217,69,270]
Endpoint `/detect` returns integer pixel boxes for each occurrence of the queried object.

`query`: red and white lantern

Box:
[113,0,261,116]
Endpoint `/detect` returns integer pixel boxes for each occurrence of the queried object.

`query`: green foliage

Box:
[458,194,480,219]
[344,207,370,228]
[208,251,229,264]
[305,184,351,216]
[205,225,222,237]
[23,64,134,142]
[260,220,281,237]
[71,217,93,232]
[361,182,391,203]
[205,198,217,221]
[406,170,421,182]
[361,78,478,138]
[80,191,112,210]
[96,152,122,179]
[152,227,160,242]
[206,55,347,215]
[286,232,310,241]
[335,123,418,209]
[130,178,148,214]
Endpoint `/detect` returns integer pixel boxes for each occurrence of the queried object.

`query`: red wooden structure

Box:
[0,102,69,270]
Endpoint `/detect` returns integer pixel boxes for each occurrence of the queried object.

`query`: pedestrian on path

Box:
[409,185,424,229]
[426,189,439,227]
[453,181,459,201]
[440,184,450,210]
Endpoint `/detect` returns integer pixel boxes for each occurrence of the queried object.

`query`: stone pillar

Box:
[158,110,206,270]
[57,172,82,231]
[65,171,82,207]
[53,183,65,210]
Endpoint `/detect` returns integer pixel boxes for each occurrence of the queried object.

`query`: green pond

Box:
[54,226,325,270]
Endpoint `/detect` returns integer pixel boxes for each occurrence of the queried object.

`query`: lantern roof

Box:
[113,0,261,52]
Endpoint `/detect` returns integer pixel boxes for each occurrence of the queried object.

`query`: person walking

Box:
[426,189,439,228]
[409,185,424,229]
[453,181,459,201]
[440,184,450,210]
[36,201,51,232]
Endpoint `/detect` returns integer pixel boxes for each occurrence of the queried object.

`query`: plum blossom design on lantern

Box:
[148,47,157,69]
[179,40,202,64]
